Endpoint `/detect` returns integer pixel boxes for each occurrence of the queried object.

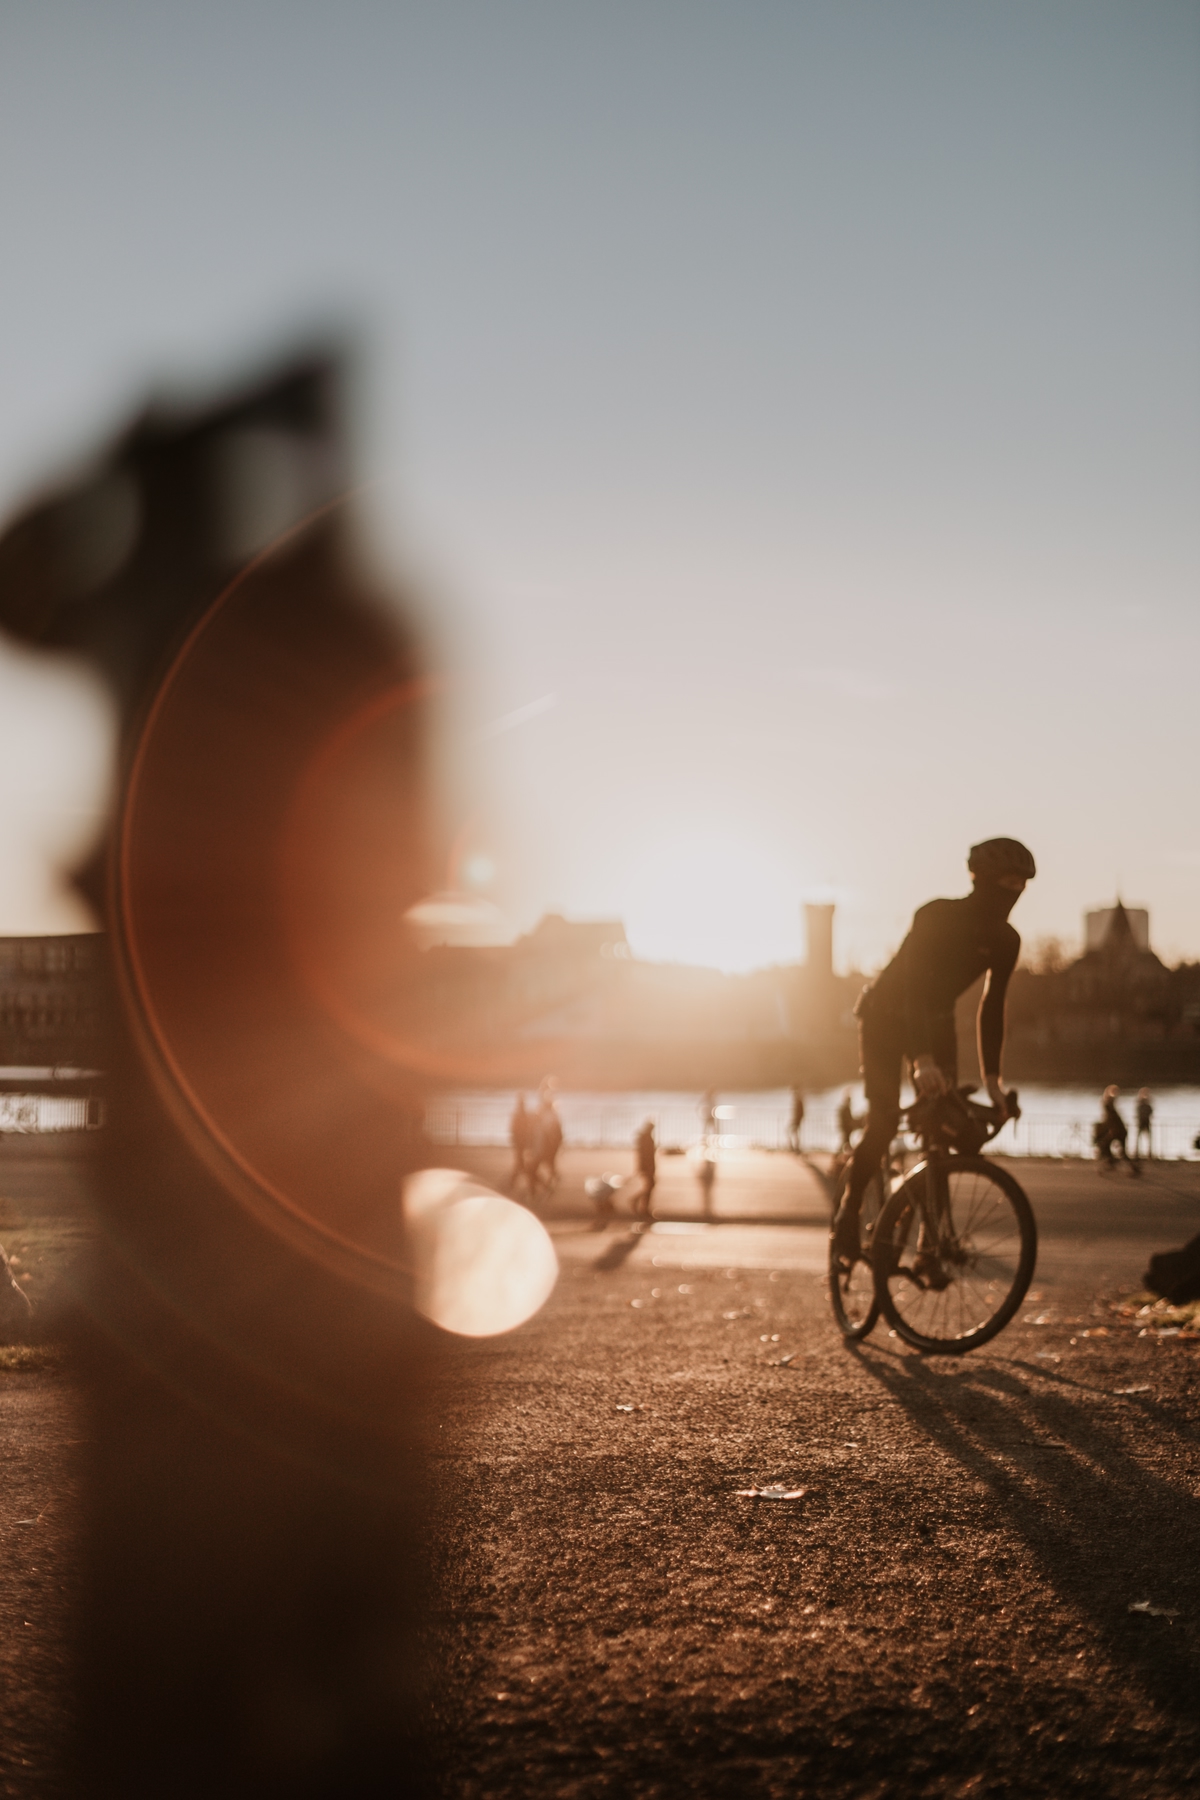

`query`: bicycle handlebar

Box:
[901,1085,1019,1152]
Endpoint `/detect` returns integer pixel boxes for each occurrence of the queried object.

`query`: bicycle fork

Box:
[912,1160,955,1287]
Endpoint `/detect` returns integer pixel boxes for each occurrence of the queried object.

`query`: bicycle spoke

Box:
[880,1158,1035,1350]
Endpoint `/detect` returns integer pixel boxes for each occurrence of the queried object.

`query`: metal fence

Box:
[423,1092,1200,1161]
[0,1080,1190,1155]
[0,1093,105,1133]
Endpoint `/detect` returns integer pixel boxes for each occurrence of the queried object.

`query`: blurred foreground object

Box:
[1145,1232,1200,1305]
[403,1168,557,1336]
[0,351,451,1795]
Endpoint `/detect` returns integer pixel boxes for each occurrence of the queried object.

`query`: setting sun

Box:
[620,830,814,973]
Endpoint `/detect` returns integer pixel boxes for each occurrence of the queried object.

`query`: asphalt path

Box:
[1,1144,1198,1796]
[429,1150,1200,1798]
[0,1366,80,1800]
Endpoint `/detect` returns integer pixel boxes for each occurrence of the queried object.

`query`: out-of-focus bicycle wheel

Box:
[829,1161,887,1342]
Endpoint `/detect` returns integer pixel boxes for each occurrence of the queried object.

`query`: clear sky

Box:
[0,1,1197,969]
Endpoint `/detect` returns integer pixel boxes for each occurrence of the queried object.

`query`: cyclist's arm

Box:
[901,902,942,1062]
[978,928,1019,1105]
[903,903,953,1096]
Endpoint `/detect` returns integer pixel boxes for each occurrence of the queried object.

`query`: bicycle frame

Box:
[889,1156,955,1281]
[894,1091,1015,1277]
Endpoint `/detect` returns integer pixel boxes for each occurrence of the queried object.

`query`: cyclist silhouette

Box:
[832,837,1035,1264]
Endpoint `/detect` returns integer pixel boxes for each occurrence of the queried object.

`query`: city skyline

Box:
[413,889,1164,979]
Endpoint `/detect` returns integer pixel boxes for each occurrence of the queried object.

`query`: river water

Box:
[426,1084,1200,1160]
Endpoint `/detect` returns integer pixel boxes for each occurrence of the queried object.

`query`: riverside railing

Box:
[0,1093,105,1133]
[423,1094,1200,1161]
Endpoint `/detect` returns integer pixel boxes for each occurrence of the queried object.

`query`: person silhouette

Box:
[1096,1085,1133,1172]
[833,837,1034,1264]
[633,1119,657,1225]
[788,1087,805,1153]
[508,1093,532,1195]
[531,1089,563,1201]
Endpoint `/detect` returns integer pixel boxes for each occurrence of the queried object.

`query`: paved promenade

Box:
[1,1146,1198,1796]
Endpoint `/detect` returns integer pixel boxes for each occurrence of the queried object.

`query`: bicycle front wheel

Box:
[829,1162,887,1342]
[875,1156,1037,1354]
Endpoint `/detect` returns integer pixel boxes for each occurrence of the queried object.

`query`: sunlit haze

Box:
[1,2,1197,971]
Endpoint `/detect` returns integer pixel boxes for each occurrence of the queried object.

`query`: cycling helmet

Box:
[968,838,1037,882]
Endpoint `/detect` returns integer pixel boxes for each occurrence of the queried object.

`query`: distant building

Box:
[402,904,860,1087]
[1085,904,1149,954]
[1000,900,1200,1084]
[0,935,107,1131]
[0,935,106,1065]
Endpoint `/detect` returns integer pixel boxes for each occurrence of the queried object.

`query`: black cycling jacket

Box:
[861,892,1020,1075]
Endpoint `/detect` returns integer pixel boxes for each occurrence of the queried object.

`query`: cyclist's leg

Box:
[834,1023,901,1257]
[913,1018,958,1250]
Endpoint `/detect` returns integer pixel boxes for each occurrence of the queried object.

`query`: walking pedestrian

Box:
[696,1147,716,1219]
[633,1119,657,1225]
[531,1089,563,1202]
[1095,1085,1133,1172]
[700,1089,717,1141]
[788,1086,805,1153]
[1134,1089,1154,1160]
[508,1093,533,1196]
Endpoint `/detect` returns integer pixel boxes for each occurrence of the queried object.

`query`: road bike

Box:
[829,1088,1037,1355]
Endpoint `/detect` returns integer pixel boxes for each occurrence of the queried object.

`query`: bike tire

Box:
[829,1161,887,1342]
[874,1155,1037,1355]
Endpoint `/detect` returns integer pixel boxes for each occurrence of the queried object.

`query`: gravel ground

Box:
[428,1154,1200,1798]
[0,1363,81,1800]
[0,1158,88,1799]
[0,1148,1197,1797]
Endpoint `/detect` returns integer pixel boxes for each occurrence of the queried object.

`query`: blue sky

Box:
[1,1,1197,967]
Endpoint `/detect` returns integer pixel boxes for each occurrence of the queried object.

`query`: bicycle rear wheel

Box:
[829,1161,887,1342]
[875,1156,1036,1354]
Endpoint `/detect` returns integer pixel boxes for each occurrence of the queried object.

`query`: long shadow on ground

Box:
[855,1342,1200,1729]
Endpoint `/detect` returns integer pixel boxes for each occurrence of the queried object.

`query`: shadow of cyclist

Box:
[852,1342,1200,1727]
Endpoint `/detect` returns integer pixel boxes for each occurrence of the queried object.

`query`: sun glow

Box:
[620,830,809,974]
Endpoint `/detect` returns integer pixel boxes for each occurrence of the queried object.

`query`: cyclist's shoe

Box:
[831,1205,861,1266]
[912,1249,951,1290]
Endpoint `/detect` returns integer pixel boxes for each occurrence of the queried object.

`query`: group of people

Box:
[1094,1085,1154,1171]
[790,1088,866,1157]
[508,1084,563,1202]
[508,1096,691,1227]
